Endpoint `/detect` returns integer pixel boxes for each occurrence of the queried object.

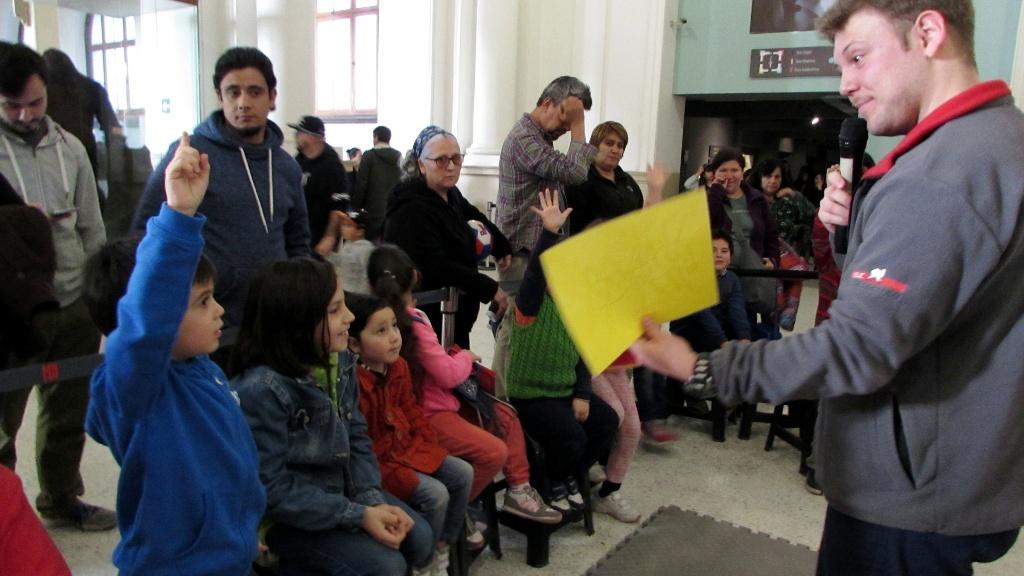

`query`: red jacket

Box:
[357,358,448,500]
[0,467,71,576]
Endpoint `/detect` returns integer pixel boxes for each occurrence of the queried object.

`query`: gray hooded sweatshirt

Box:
[0,117,106,307]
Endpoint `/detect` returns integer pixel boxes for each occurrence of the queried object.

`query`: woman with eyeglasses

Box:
[383,126,512,349]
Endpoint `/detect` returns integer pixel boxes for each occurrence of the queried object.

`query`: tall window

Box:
[86,14,143,116]
[316,0,379,122]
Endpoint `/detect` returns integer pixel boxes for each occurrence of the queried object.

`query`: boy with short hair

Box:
[669,229,752,352]
[83,134,265,575]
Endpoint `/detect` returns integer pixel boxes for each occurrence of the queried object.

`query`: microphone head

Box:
[839,117,868,148]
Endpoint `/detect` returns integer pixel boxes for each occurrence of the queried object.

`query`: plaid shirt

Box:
[497,113,596,252]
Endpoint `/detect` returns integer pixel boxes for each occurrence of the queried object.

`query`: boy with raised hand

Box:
[83,133,265,575]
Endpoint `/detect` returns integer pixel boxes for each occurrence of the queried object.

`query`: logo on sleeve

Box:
[851,268,908,294]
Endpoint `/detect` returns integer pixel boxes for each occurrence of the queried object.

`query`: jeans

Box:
[817,506,1019,576]
[407,455,473,544]
[266,492,434,576]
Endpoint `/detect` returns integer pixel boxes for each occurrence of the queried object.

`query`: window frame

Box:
[315,1,379,124]
[84,13,144,118]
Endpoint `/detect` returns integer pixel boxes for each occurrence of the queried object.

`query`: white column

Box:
[236,0,259,46]
[450,0,477,145]
[430,0,455,130]
[465,0,518,167]
[198,0,236,117]
[256,0,316,152]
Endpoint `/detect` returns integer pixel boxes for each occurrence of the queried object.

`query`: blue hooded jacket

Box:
[132,112,310,327]
[88,204,266,575]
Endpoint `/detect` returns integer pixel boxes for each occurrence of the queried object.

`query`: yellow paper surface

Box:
[540,191,718,374]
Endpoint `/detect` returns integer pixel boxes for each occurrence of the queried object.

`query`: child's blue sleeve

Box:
[99,204,206,421]
[517,229,561,317]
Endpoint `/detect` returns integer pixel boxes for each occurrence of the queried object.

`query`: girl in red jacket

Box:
[348,292,472,574]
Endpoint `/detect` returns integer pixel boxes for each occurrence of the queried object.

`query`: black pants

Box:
[634,366,670,423]
[817,506,1019,576]
[511,394,618,486]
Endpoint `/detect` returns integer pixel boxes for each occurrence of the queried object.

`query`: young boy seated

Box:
[669,229,752,352]
[326,209,374,294]
[83,134,265,575]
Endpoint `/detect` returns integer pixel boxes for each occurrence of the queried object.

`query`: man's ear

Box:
[913,10,949,58]
[215,89,223,104]
[269,87,278,112]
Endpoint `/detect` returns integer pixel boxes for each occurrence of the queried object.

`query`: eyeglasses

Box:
[423,154,465,169]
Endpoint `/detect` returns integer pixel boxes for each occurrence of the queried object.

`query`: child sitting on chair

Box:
[505,190,620,515]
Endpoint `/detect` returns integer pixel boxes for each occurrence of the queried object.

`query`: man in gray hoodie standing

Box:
[631,1,1024,574]
[0,42,113,531]
[133,47,310,331]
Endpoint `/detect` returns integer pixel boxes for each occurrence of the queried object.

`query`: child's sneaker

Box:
[503,485,562,524]
[547,482,572,514]
[641,420,680,444]
[432,546,450,576]
[566,478,585,511]
[593,491,642,523]
[464,513,486,550]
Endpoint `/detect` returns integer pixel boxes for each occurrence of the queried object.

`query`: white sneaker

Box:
[432,546,449,576]
[588,464,607,485]
[593,491,642,523]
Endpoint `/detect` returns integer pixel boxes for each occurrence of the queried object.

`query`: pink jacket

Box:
[409,307,475,414]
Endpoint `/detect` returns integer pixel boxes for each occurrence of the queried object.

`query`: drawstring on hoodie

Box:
[2,129,72,211]
[240,147,273,234]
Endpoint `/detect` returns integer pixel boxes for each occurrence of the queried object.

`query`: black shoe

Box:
[39,499,117,531]
[805,469,823,496]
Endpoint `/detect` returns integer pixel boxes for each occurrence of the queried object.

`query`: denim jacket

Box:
[233,351,386,532]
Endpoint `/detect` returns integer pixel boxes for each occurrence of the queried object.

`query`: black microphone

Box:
[834,117,868,254]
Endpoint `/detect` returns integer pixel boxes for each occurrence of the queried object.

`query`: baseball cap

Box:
[288,115,325,138]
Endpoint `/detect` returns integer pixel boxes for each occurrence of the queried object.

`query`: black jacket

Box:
[384,178,510,301]
[384,179,511,347]
[296,146,349,243]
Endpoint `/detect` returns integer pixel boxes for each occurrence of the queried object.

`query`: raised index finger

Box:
[178,132,190,151]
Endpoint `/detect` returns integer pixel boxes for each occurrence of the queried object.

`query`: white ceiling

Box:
[46,0,194,19]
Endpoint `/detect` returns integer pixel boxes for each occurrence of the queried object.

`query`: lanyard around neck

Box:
[239,147,273,234]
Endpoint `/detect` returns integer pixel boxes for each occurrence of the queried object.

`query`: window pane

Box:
[316,19,351,112]
[126,45,142,110]
[353,14,377,110]
[104,16,123,42]
[90,50,105,86]
[334,0,352,11]
[355,0,377,7]
[125,16,136,40]
[90,16,103,45]
[107,47,128,111]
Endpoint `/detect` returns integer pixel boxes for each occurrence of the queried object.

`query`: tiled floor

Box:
[13,281,1024,575]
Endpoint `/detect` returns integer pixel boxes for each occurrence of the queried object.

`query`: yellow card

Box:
[540,191,718,374]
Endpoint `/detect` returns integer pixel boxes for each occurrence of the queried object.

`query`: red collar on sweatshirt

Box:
[863,80,1011,179]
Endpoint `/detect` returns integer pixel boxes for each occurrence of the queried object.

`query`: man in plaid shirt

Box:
[497,76,597,265]
[492,76,596,395]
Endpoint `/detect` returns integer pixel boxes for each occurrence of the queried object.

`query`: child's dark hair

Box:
[711,228,733,254]
[230,258,335,378]
[347,288,424,399]
[83,236,216,335]
[366,245,423,383]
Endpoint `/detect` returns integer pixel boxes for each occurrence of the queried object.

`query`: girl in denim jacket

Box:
[230,259,434,575]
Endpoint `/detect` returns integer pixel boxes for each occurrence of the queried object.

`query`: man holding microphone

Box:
[633,1,1024,573]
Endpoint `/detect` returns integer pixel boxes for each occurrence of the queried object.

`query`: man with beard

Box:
[0,41,112,531]
[133,47,310,332]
